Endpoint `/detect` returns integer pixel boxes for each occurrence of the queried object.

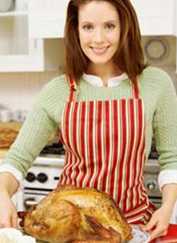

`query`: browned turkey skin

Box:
[23,185,132,243]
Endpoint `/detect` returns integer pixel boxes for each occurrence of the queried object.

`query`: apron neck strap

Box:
[68,76,77,102]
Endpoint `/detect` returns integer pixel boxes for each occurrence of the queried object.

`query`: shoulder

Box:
[140,66,172,87]
[139,66,175,94]
[35,74,70,105]
[41,74,70,96]
[139,66,177,110]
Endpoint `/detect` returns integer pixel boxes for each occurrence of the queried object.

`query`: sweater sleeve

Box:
[1,105,58,177]
[153,71,177,171]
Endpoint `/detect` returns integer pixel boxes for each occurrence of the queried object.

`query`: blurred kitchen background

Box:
[0,0,177,211]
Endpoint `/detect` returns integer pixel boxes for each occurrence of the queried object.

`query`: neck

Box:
[87,63,122,86]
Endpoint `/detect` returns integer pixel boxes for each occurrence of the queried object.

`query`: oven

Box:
[23,156,64,211]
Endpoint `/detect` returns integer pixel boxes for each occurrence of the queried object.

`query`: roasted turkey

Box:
[23,185,132,243]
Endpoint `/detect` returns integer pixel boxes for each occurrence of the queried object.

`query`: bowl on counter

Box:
[0,228,36,243]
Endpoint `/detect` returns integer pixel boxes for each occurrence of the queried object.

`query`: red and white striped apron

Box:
[58,77,155,224]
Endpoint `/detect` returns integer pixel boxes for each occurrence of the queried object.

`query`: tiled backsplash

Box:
[0,36,177,113]
[0,71,60,111]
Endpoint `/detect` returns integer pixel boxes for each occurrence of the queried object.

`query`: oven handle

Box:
[24,198,38,208]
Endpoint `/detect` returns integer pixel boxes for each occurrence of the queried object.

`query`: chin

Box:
[89,57,113,65]
[87,54,115,65]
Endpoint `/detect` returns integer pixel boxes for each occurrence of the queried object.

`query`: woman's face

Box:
[78,1,120,66]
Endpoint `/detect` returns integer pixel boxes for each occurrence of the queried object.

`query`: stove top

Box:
[40,142,65,156]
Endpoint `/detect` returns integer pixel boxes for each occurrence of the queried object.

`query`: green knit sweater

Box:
[2,66,177,177]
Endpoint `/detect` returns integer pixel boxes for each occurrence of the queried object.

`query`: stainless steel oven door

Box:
[23,189,51,211]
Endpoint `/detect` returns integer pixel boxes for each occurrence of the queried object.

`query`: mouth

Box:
[90,46,109,55]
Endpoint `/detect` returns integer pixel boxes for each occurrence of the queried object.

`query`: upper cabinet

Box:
[29,0,69,38]
[29,0,177,38]
[0,0,63,72]
[0,0,44,72]
[132,0,175,36]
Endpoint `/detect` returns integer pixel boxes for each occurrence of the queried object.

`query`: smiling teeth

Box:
[92,47,107,54]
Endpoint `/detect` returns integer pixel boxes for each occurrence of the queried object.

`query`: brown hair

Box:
[64,0,147,83]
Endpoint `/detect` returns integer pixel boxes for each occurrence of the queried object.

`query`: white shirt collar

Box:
[82,73,128,87]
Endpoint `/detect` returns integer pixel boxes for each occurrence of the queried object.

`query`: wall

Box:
[0,71,59,111]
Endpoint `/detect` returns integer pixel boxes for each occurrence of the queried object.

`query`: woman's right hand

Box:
[0,190,18,228]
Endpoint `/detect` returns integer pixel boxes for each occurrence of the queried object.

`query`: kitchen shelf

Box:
[132,0,175,36]
[0,11,28,17]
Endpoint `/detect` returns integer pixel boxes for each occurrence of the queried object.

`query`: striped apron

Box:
[58,77,155,224]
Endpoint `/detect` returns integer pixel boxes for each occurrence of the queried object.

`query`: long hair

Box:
[64,0,147,83]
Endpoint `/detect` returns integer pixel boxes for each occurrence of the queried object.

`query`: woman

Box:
[0,0,177,241]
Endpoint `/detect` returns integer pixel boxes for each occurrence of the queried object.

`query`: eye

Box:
[82,24,94,31]
[105,23,116,30]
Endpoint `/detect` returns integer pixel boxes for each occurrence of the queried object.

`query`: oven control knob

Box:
[147,181,156,191]
[37,173,48,183]
[26,172,36,182]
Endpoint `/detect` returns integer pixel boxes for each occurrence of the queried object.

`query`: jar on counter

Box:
[12,109,28,123]
[0,109,12,122]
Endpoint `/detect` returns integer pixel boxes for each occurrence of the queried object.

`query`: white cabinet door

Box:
[0,10,44,72]
[0,40,44,72]
[131,0,175,35]
[30,0,176,37]
[29,0,70,38]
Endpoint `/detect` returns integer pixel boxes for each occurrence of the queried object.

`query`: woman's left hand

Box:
[141,205,172,241]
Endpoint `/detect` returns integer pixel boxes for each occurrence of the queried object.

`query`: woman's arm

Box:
[0,172,19,196]
[162,183,177,210]
[142,69,177,240]
[143,183,177,240]
[0,172,20,228]
[0,75,67,228]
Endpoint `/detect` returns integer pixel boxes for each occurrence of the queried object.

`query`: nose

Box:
[93,28,104,43]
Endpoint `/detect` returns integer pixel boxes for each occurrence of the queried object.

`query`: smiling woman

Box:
[65,0,144,83]
[0,0,177,242]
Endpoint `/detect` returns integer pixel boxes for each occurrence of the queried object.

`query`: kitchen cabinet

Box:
[0,3,62,72]
[29,0,177,38]
[0,5,45,72]
[132,0,176,36]
[29,0,69,38]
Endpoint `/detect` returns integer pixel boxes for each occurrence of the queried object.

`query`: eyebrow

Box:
[80,20,118,24]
